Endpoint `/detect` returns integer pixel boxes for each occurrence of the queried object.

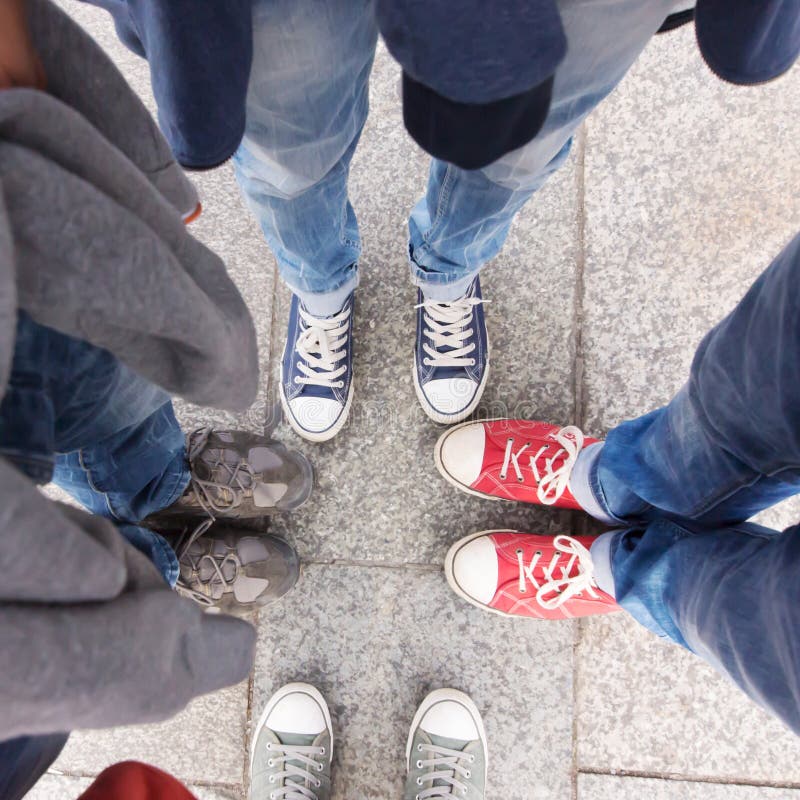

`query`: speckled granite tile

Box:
[266,45,581,562]
[578,774,800,800]
[582,27,800,435]
[52,682,249,786]
[577,613,800,782]
[253,564,574,800]
[29,775,242,800]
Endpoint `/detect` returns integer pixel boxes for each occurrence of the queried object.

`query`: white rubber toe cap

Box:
[438,423,485,487]
[450,535,499,605]
[420,698,480,741]
[265,690,326,736]
[288,396,344,434]
[422,377,479,416]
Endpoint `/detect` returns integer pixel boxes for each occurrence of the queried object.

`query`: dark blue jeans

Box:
[591,231,800,734]
[0,312,190,582]
[0,313,191,799]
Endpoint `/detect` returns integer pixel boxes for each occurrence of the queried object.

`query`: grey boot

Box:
[166,524,300,616]
[145,428,313,528]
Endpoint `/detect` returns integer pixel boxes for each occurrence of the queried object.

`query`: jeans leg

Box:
[409,0,677,297]
[591,231,800,526]
[606,518,800,734]
[233,0,378,315]
[0,733,69,800]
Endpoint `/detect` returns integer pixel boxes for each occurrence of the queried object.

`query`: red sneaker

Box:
[445,531,619,619]
[435,418,599,509]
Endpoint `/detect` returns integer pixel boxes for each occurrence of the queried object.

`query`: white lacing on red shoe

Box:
[515,534,601,610]
[499,425,584,504]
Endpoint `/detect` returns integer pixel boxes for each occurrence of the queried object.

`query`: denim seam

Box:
[283,266,359,300]
[589,452,635,527]
[77,448,124,522]
[422,163,455,247]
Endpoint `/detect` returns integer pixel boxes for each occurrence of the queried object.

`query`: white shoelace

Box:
[416,295,485,368]
[414,743,475,799]
[517,534,600,610]
[499,424,584,505]
[265,741,326,800]
[294,305,350,389]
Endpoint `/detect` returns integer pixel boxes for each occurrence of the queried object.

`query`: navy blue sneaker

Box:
[280,293,354,442]
[414,277,490,424]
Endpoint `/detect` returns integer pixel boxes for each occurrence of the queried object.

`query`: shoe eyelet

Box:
[293,376,301,384]
[317,763,324,772]
[270,793,276,800]
[465,770,471,778]
[468,358,476,366]
[265,743,271,750]
[469,755,475,763]
[316,780,322,788]
[416,760,423,769]
[267,759,273,767]
[417,744,423,752]
[517,476,524,483]
[423,358,432,366]
[320,747,326,755]
[515,548,523,555]
[417,778,423,786]
[268,776,275,784]
[499,472,507,480]
[519,587,526,593]
[535,550,542,557]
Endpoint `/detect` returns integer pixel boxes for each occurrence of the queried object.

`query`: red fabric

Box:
[78,762,197,800]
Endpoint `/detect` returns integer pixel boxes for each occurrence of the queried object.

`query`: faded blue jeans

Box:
[588,232,800,734]
[233,0,678,316]
[0,312,190,587]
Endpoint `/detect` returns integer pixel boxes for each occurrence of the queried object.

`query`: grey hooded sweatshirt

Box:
[0,0,258,741]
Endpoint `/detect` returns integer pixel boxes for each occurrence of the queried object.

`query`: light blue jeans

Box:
[233,0,678,316]
[589,232,800,735]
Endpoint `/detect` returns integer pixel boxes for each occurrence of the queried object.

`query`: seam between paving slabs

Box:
[570,121,589,800]
[578,767,800,791]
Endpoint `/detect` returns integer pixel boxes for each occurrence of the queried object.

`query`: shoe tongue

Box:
[427,732,471,751]
[275,731,318,747]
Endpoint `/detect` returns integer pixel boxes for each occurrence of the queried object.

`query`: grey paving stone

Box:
[578,774,800,800]
[267,45,581,563]
[52,682,250,786]
[581,24,800,533]
[253,564,574,800]
[576,613,800,782]
[29,775,241,800]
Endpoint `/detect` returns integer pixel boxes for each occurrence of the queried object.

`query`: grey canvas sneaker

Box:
[145,428,314,528]
[251,683,333,800]
[166,524,300,616]
[405,689,488,800]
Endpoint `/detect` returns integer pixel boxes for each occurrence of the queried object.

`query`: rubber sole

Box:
[279,363,354,443]
[444,529,523,619]
[405,687,489,792]
[413,355,490,425]
[434,418,520,503]
[250,682,334,776]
